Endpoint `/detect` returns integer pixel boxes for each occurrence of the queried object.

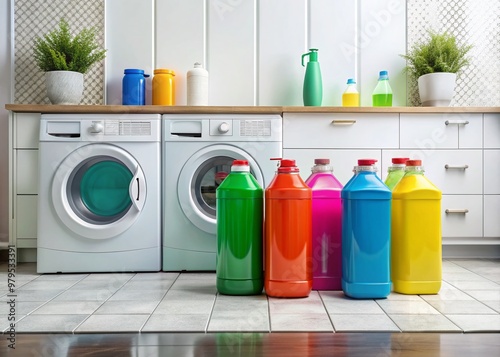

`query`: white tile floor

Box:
[1,259,499,333]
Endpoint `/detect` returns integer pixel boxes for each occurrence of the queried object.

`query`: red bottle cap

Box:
[271,158,299,173]
[392,157,409,164]
[232,160,248,166]
[314,158,330,165]
[406,159,422,166]
[357,159,377,166]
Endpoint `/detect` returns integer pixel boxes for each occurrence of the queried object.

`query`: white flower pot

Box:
[417,72,456,107]
[45,71,84,105]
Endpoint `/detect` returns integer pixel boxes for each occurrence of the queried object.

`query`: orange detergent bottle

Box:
[391,159,442,294]
[265,158,312,298]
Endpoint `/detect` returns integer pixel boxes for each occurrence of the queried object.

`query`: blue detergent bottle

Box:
[341,159,392,299]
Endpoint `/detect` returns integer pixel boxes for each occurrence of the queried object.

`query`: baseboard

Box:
[443,245,500,259]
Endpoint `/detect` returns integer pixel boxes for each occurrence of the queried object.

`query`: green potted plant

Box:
[33,18,107,105]
[401,30,472,106]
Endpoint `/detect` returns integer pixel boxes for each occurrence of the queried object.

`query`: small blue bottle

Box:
[122,69,150,105]
[341,159,392,299]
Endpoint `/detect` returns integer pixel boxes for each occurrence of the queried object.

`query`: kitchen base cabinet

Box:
[9,112,40,263]
[283,149,381,185]
[284,110,500,256]
[441,195,483,241]
[484,195,500,238]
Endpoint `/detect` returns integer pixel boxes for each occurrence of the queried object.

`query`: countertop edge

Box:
[5,104,500,114]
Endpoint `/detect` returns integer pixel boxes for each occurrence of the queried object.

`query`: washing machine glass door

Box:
[178,144,263,234]
[52,143,147,239]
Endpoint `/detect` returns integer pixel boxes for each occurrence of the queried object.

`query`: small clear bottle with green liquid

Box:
[342,78,359,107]
[384,157,409,190]
[372,70,393,107]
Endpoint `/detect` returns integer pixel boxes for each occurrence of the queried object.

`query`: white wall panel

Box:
[310,0,356,106]
[358,0,406,106]
[208,0,255,105]
[156,0,205,105]
[258,0,307,106]
[105,0,154,105]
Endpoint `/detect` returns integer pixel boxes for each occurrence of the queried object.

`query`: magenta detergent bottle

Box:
[305,159,343,290]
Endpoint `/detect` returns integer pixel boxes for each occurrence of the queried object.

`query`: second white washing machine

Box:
[162,114,282,271]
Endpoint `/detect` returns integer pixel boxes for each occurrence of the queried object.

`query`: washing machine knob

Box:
[218,122,230,133]
[91,122,104,133]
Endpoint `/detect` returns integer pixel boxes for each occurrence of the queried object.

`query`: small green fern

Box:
[33,18,106,74]
[401,30,472,79]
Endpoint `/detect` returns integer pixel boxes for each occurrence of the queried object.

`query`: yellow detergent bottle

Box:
[391,159,442,294]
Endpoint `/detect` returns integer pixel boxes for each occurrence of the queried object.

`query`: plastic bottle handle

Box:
[301,52,310,67]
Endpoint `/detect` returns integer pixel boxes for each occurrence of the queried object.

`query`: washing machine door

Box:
[51,143,147,239]
[178,144,263,234]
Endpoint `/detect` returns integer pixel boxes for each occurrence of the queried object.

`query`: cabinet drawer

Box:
[484,114,500,148]
[16,195,38,238]
[16,238,37,249]
[16,150,39,194]
[284,148,381,186]
[484,195,500,237]
[400,114,482,149]
[14,113,41,149]
[283,113,399,149]
[484,150,500,194]
[381,150,482,194]
[442,195,482,238]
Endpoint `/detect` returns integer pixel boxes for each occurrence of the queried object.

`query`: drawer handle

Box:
[331,120,356,125]
[445,209,469,214]
[445,164,469,170]
[445,120,469,125]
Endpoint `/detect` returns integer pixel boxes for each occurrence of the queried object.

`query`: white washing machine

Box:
[37,114,161,273]
[163,114,282,271]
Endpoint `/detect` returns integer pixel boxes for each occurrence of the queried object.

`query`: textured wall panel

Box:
[14,0,105,104]
[407,0,500,106]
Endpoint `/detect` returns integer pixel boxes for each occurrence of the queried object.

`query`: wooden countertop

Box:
[5,104,500,114]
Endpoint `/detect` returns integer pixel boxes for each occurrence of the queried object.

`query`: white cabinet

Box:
[9,112,40,262]
[284,148,381,185]
[283,113,398,185]
[484,195,500,237]
[284,113,399,149]
[284,110,499,249]
[400,113,482,149]
[381,150,482,194]
[441,195,483,239]
[483,115,500,241]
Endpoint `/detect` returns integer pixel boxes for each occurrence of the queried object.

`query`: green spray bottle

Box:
[216,160,264,295]
[302,48,322,106]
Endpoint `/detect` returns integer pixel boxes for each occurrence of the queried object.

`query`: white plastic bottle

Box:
[187,62,209,106]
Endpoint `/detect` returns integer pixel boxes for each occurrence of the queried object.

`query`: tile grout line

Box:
[72,272,137,334]
[5,273,89,334]
[205,289,219,333]
[317,291,337,333]
[266,293,271,332]
[374,297,403,333]
[138,272,181,333]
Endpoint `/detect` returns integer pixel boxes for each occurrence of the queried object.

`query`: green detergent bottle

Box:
[302,48,323,106]
[216,160,264,295]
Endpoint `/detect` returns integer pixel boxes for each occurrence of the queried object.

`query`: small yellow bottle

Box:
[391,160,442,295]
[342,78,360,107]
[152,69,175,105]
